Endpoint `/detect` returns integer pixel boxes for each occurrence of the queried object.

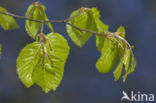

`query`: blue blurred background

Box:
[0,0,156,103]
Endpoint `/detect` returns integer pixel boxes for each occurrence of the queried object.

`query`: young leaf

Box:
[89,8,110,52]
[95,20,109,52]
[116,26,126,38]
[113,26,136,82]
[33,33,70,92]
[17,42,40,87]
[0,6,19,30]
[113,26,126,81]
[25,2,54,39]
[113,48,130,82]
[17,33,70,93]
[123,56,136,82]
[25,6,43,39]
[124,49,131,69]
[113,62,123,81]
[96,38,119,73]
[113,48,129,82]
[66,7,98,47]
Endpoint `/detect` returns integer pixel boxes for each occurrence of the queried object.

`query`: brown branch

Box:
[40,21,44,33]
[0,11,66,23]
[0,10,134,56]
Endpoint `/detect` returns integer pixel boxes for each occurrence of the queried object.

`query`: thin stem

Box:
[40,21,44,33]
[0,11,42,22]
[0,10,133,56]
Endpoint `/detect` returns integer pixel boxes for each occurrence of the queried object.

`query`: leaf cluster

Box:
[0,2,136,93]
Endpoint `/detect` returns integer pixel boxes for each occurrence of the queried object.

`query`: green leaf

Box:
[113,49,126,81]
[116,26,126,38]
[25,6,42,39]
[17,32,70,93]
[0,6,19,30]
[96,38,119,73]
[95,20,109,52]
[113,26,126,81]
[113,26,136,82]
[17,42,40,87]
[113,62,123,81]
[25,2,54,39]
[82,8,109,52]
[124,49,131,70]
[123,55,136,82]
[45,16,54,32]
[91,8,110,52]
[67,7,98,47]
[95,25,136,81]
[113,49,132,82]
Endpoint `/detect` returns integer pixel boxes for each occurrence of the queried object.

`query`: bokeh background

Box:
[0,0,156,103]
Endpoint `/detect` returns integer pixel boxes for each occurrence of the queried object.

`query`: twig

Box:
[0,10,133,56]
[0,11,67,23]
[40,21,44,33]
[0,11,42,23]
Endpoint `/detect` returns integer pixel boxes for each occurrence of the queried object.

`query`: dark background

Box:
[0,0,156,103]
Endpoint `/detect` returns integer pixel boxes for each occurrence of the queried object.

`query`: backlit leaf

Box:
[95,20,109,52]
[113,62,123,81]
[113,26,126,81]
[113,26,136,82]
[96,38,119,73]
[25,2,54,39]
[123,56,136,82]
[0,6,19,30]
[17,32,70,93]
[17,42,40,87]
[90,8,110,52]
[67,7,98,47]
[116,26,126,38]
